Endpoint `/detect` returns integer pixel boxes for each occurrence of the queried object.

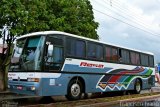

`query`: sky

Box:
[90,0,160,63]
[0,0,160,63]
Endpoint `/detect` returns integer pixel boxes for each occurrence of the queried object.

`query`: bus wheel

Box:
[66,79,82,100]
[134,79,141,94]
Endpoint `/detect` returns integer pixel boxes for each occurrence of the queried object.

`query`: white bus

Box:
[8,31,155,100]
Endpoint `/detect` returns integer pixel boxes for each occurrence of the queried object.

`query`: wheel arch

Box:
[133,77,143,94]
[136,78,143,88]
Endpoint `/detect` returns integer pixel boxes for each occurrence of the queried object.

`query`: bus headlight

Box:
[8,77,13,81]
[31,86,36,91]
[27,78,40,82]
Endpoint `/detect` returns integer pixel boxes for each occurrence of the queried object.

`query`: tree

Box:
[0,0,99,90]
[0,0,99,39]
[46,0,99,39]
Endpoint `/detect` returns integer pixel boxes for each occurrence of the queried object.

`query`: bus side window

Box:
[45,36,64,71]
[66,38,85,58]
[111,47,118,62]
[130,52,140,65]
[140,54,149,66]
[106,46,112,62]
[119,49,130,64]
[87,42,103,60]
[105,46,118,62]
[149,56,154,67]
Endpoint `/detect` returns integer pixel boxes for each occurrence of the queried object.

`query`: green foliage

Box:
[0,0,99,39]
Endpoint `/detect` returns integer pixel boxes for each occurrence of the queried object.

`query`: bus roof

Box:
[17,31,154,55]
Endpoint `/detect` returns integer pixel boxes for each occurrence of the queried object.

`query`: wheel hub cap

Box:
[71,83,80,97]
[136,83,141,92]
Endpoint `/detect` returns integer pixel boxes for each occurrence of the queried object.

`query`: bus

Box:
[8,31,155,100]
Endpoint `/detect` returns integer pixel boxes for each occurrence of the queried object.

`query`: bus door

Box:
[44,36,64,71]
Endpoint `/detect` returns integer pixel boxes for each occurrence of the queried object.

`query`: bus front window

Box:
[11,39,26,64]
[10,36,45,71]
[21,36,45,71]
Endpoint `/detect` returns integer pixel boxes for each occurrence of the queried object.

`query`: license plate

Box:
[17,86,23,90]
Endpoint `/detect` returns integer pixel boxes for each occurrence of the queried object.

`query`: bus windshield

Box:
[11,38,26,63]
[10,36,45,71]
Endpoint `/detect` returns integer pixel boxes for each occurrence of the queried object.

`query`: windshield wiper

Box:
[20,55,28,71]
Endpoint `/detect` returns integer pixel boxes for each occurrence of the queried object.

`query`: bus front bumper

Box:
[8,81,42,96]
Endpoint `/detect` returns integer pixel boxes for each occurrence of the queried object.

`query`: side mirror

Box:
[47,44,53,57]
[15,47,20,54]
[45,44,53,62]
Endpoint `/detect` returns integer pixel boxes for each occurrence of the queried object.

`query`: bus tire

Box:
[134,79,142,94]
[66,79,82,100]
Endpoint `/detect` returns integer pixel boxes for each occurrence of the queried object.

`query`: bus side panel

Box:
[62,58,155,93]
[83,74,134,93]
[41,74,70,96]
[39,72,155,96]
[83,75,154,93]
[142,75,155,89]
